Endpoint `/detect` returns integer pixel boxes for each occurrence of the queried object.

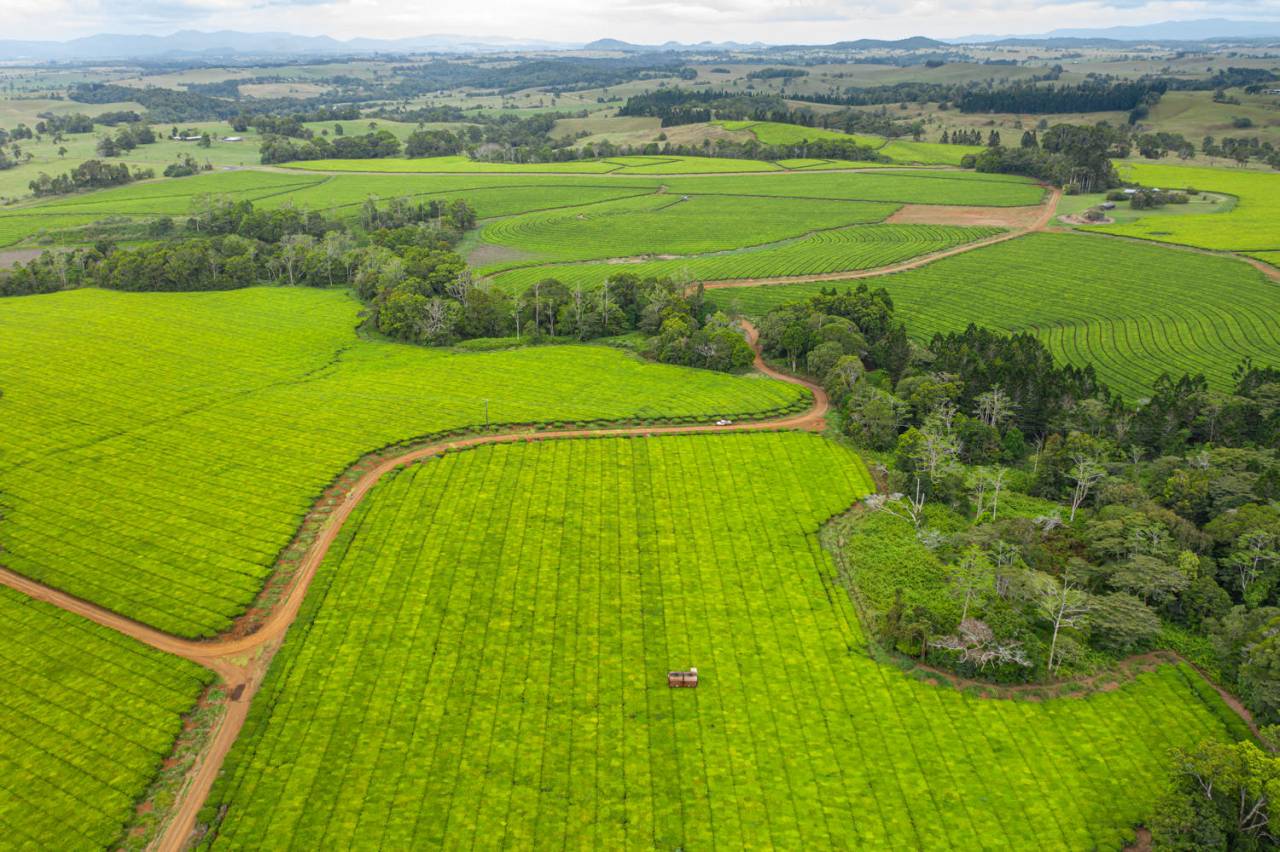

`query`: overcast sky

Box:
[3,0,1278,43]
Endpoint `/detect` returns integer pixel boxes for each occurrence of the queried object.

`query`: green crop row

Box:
[487,224,1000,290]
[476,193,898,270]
[0,287,807,636]
[199,432,1239,850]
[278,154,785,174]
[712,231,1280,397]
[0,586,211,850]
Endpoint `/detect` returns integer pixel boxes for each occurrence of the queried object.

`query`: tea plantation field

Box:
[200,432,1242,850]
[0,586,211,850]
[0,288,807,637]
[0,166,1043,249]
[1090,163,1280,254]
[486,224,1000,288]
[713,231,1280,397]
[475,194,898,268]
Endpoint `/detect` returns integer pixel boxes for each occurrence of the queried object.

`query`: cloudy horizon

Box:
[2,0,1278,46]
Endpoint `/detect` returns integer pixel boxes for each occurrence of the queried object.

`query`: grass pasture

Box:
[0,287,806,637]
[201,432,1241,850]
[486,224,1001,289]
[714,119,883,148]
[711,231,1280,397]
[877,139,984,166]
[0,586,211,850]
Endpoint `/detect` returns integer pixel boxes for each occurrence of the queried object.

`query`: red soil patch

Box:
[887,202,1049,229]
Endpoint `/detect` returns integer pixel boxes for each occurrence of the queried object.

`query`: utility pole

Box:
[484,399,489,429]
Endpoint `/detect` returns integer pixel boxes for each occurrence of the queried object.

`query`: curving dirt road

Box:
[0,321,828,852]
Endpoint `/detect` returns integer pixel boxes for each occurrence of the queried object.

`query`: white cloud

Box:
[1,0,1276,43]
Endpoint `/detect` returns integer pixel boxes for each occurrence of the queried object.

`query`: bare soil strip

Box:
[886,201,1051,229]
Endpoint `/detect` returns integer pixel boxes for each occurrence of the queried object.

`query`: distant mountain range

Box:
[0,21,1276,63]
[580,36,947,52]
[0,30,577,61]
[953,18,1280,44]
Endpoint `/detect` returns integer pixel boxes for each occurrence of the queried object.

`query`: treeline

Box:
[0,195,476,297]
[364,266,753,372]
[965,123,1123,192]
[260,129,403,164]
[69,83,240,122]
[257,113,567,165]
[619,89,922,138]
[1204,134,1280,168]
[230,106,362,135]
[28,160,154,197]
[956,81,1166,115]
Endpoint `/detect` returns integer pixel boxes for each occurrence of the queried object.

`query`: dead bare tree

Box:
[1067,453,1105,522]
[989,467,1007,520]
[865,477,927,530]
[931,619,1030,671]
[974,386,1016,429]
[1037,572,1089,675]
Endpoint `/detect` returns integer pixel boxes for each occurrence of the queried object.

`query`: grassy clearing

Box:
[487,224,1000,289]
[1089,163,1280,252]
[0,287,806,636]
[715,119,883,148]
[0,586,212,850]
[877,140,984,166]
[201,432,1240,850]
[711,232,1280,397]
